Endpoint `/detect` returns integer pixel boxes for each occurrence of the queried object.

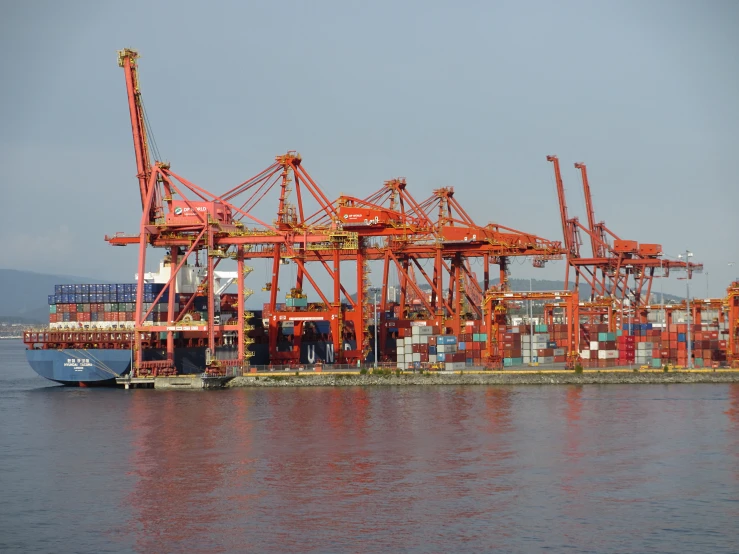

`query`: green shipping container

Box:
[695,358,703,368]
[598,332,616,342]
[651,358,662,368]
[49,305,57,314]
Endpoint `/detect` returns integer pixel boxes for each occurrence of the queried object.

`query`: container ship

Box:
[23,258,358,386]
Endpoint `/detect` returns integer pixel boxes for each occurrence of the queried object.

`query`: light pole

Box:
[678,250,693,369]
[529,278,534,337]
[660,258,665,330]
[706,271,709,299]
[624,296,632,368]
[372,288,379,369]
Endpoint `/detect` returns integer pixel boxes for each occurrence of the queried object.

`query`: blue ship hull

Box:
[25,340,360,386]
[26,348,132,386]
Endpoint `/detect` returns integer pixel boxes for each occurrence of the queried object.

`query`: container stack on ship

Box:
[21,49,739,386]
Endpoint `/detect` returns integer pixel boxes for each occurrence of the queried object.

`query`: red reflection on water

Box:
[561,385,585,488]
[726,383,739,424]
[123,392,240,553]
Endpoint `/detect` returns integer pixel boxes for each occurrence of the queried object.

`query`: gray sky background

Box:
[1,0,737,301]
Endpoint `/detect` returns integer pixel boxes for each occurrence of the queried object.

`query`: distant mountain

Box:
[503,278,681,302]
[0,269,110,323]
[412,278,682,303]
[0,268,684,325]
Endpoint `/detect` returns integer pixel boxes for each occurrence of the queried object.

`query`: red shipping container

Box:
[69,304,77,313]
[49,314,58,323]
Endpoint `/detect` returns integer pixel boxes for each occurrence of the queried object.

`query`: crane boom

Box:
[118,49,151,210]
[573,162,605,258]
[547,155,576,257]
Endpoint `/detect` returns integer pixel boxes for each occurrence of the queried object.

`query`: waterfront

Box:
[2,339,739,553]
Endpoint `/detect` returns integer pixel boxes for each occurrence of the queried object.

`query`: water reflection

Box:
[124,391,233,553]
[106,384,739,553]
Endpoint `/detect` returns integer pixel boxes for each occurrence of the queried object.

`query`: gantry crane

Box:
[547,155,703,307]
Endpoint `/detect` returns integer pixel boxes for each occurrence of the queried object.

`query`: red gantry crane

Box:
[547,155,703,308]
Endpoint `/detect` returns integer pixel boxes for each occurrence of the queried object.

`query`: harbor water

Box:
[2,339,739,553]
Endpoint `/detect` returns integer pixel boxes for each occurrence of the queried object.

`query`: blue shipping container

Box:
[48,295,55,305]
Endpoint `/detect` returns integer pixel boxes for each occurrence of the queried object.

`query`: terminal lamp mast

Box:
[678,250,694,369]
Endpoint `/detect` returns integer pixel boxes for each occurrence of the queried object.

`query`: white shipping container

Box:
[538,356,555,364]
[404,337,412,346]
[590,341,599,350]
[553,348,566,356]
[397,346,405,356]
[420,335,429,344]
[417,326,434,336]
[411,335,420,345]
[445,362,466,371]
[397,362,405,369]
[411,326,420,336]
[580,349,591,359]
[598,350,618,359]
[429,355,437,363]
[396,338,404,347]
[523,356,531,363]
[412,353,421,362]
[396,354,404,363]
[522,336,532,343]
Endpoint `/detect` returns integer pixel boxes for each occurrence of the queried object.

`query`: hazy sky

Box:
[1,0,737,301]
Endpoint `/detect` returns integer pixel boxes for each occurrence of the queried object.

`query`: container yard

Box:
[21,48,739,385]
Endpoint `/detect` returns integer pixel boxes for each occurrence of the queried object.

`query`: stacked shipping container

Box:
[47,283,187,329]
